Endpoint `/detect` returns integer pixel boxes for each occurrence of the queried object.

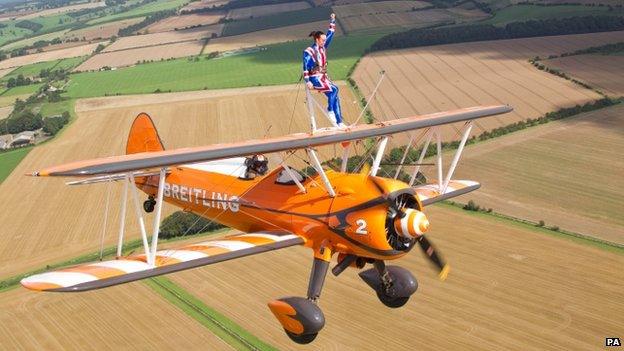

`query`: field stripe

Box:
[145,276,277,351]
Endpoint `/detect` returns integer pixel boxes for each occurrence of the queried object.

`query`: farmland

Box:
[171,203,624,350]
[0,41,102,70]
[544,54,624,97]
[75,40,205,71]
[87,0,191,25]
[63,17,145,41]
[204,20,338,53]
[352,31,623,141]
[0,147,31,182]
[226,1,310,20]
[181,0,230,12]
[451,104,624,244]
[338,8,461,33]
[1,56,85,81]
[146,13,224,32]
[333,0,431,18]
[222,6,332,37]
[0,82,361,278]
[482,4,624,25]
[65,34,380,98]
[17,1,106,20]
[0,28,70,51]
[102,26,214,52]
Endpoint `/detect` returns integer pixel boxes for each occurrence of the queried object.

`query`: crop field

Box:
[65,34,379,98]
[204,20,338,53]
[0,68,13,79]
[333,0,431,18]
[87,0,191,25]
[17,1,106,20]
[481,4,624,26]
[102,26,214,52]
[64,17,145,41]
[1,56,85,81]
[226,1,310,20]
[0,93,29,108]
[0,147,31,182]
[222,6,333,37]
[0,83,360,278]
[0,28,70,51]
[1,83,43,97]
[0,105,11,119]
[450,104,624,244]
[544,54,624,97]
[337,8,462,33]
[0,284,234,350]
[0,20,35,47]
[76,40,204,71]
[181,0,230,12]
[352,31,623,141]
[146,12,224,32]
[0,41,103,70]
[171,203,624,350]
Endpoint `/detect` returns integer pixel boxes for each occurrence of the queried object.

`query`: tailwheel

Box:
[285,330,318,344]
[143,196,156,213]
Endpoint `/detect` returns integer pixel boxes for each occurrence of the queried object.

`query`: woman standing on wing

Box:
[303,13,346,129]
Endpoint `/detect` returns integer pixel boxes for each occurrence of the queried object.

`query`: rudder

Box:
[126,112,165,154]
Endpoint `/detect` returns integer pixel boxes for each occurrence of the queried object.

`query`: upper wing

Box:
[415,180,481,206]
[31,105,512,177]
[21,231,303,292]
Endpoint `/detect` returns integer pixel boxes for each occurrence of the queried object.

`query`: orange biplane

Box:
[21,101,512,343]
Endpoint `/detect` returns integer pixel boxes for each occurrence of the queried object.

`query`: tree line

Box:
[369,15,624,52]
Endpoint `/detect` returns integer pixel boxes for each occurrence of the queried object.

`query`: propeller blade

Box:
[417,235,450,281]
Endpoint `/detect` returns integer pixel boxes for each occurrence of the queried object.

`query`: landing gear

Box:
[143,196,156,213]
[268,257,329,344]
[359,260,418,308]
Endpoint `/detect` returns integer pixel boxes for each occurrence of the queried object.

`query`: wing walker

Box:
[21,90,512,343]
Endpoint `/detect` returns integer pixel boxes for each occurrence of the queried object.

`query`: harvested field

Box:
[171,204,624,350]
[103,26,215,52]
[204,20,337,53]
[544,54,624,97]
[0,83,360,278]
[0,105,11,119]
[146,12,224,32]
[64,17,146,41]
[0,42,103,70]
[0,284,232,350]
[18,1,106,20]
[226,1,310,20]
[0,94,29,108]
[338,8,460,33]
[0,68,13,79]
[181,0,230,12]
[451,104,624,243]
[333,1,431,18]
[76,41,204,71]
[352,31,624,141]
[28,40,95,54]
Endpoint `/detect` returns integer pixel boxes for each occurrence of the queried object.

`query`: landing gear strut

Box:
[359,260,418,308]
[268,257,329,344]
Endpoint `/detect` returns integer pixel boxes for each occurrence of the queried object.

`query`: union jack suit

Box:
[303,18,343,125]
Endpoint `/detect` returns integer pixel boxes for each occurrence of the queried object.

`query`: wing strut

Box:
[307,148,336,197]
[370,136,389,177]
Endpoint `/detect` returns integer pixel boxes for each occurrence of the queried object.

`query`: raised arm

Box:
[324,13,336,49]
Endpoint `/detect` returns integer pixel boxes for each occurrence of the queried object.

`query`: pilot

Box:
[303,13,346,129]
[243,154,269,179]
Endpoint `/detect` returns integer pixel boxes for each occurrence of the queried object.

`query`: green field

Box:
[0,83,43,97]
[222,6,332,37]
[0,28,70,51]
[87,0,190,25]
[0,20,34,47]
[482,4,624,26]
[0,147,32,183]
[64,34,380,98]
[37,98,74,118]
[1,56,85,82]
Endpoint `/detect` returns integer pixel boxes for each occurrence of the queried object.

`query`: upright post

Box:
[116,174,129,258]
[370,136,388,177]
[442,122,473,193]
[149,168,167,266]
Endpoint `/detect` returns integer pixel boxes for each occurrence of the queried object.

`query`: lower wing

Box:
[414,180,480,206]
[21,231,303,292]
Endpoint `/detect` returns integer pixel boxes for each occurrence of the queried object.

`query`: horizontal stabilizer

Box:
[21,232,303,292]
[30,105,512,177]
[414,180,480,206]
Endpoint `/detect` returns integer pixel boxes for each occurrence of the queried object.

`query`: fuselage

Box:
[136,161,420,261]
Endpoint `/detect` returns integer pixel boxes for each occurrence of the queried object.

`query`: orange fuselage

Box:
[137,165,420,261]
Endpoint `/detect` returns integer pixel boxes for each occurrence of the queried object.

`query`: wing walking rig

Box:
[22,101,512,344]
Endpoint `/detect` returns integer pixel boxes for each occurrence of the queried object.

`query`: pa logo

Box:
[606,337,621,347]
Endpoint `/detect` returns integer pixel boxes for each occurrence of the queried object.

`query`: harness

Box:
[307,45,328,76]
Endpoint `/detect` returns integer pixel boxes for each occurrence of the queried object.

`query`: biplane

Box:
[20,91,512,343]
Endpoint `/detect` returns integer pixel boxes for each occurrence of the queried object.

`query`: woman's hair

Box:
[309,30,324,40]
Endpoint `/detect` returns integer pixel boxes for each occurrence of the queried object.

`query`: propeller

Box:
[389,192,450,281]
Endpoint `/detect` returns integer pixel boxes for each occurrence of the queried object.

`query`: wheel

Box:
[285,330,318,344]
[143,200,155,213]
[376,290,410,308]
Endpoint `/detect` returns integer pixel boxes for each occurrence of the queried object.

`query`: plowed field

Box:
[352,31,624,141]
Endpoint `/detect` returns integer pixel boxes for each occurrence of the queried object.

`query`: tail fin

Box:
[126,112,165,154]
